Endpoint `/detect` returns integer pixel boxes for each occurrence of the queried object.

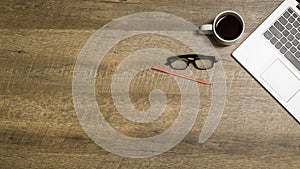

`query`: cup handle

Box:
[199,24,213,35]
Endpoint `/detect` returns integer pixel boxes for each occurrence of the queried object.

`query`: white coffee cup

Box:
[200,10,245,45]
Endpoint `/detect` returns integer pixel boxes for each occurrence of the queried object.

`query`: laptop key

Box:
[286,23,293,30]
[284,52,300,71]
[270,37,278,44]
[279,16,288,25]
[288,8,293,14]
[283,11,290,18]
[275,42,283,49]
[293,13,298,18]
[288,17,295,23]
[296,51,300,58]
[290,46,297,53]
[293,21,300,27]
[269,26,282,39]
[274,21,284,31]
[291,28,297,35]
[285,42,292,49]
[295,33,300,40]
[287,34,294,41]
[283,30,289,37]
[298,44,300,50]
[264,31,273,40]
[280,46,287,54]
[292,39,299,46]
[280,37,287,43]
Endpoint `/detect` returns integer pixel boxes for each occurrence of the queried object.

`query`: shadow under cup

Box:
[214,12,244,41]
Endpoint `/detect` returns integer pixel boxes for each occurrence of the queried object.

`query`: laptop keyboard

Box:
[264,7,300,71]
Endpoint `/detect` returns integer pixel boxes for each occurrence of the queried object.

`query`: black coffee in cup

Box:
[215,15,243,40]
[200,11,244,45]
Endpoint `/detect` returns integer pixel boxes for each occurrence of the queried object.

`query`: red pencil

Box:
[151,66,210,85]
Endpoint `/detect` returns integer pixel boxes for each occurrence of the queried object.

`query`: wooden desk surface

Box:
[1,0,299,168]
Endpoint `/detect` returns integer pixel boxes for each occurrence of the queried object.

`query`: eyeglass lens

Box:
[194,58,214,69]
[170,59,188,70]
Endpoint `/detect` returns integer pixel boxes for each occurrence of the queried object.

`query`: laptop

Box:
[232,0,300,123]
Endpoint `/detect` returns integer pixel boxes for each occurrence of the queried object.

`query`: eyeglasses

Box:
[165,54,218,70]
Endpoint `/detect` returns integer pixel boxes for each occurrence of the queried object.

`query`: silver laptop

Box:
[232,0,300,123]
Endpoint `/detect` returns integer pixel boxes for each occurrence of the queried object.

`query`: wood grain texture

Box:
[1,0,299,168]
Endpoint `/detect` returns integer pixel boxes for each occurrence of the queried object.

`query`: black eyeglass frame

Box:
[165,54,218,70]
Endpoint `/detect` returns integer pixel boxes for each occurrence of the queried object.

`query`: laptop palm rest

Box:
[261,59,300,102]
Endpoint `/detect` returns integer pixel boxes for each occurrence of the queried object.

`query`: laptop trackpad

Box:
[261,60,300,102]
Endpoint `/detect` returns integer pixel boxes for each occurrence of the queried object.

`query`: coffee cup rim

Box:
[212,10,245,43]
